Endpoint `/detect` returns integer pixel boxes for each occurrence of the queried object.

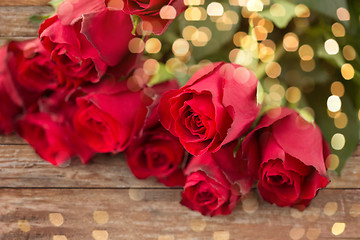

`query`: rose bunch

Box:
[0,0,333,217]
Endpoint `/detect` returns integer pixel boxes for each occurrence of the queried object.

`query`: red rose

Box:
[158,62,260,156]
[39,0,136,83]
[242,107,330,209]
[16,90,94,165]
[73,77,154,153]
[114,0,186,35]
[0,39,60,134]
[126,124,186,187]
[181,142,253,216]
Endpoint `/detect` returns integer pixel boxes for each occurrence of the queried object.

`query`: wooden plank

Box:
[0,135,27,145]
[0,6,53,37]
[0,188,359,239]
[0,0,50,6]
[0,143,359,189]
[0,145,163,188]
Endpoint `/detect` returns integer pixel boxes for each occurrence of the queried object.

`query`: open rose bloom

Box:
[242,107,330,209]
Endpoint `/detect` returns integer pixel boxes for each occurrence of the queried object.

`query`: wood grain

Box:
[0,0,50,6]
[0,6,53,37]
[0,144,359,189]
[0,1,359,239]
[0,188,359,240]
[0,145,163,189]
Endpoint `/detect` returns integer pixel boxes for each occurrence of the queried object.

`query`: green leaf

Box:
[49,0,64,11]
[131,15,141,35]
[29,14,51,25]
[305,83,359,174]
[259,0,300,29]
[179,1,241,61]
[295,0,348,23]
[148,63,175,86]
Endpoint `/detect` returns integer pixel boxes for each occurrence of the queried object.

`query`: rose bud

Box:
[242,107,330,209]
[158,62,260,156]
[111,0,186,35]
[181,142,253,216]
[0,39,60,134]
[39,0,137,83]
[126,124,186,187]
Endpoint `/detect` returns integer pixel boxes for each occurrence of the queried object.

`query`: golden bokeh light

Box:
[300,59,315,72]
[258,18,274,33]
[225,10,239,25]
[265,62,281,78]
[172,39,190,56]
[283,32,299,52]
[145,38,162,54]
[331,133,345,150]
[216,15,233,31]
[332,222,346,236]
[191,29,209,47]
[343,45,356,61]
[331,81,345,97]
[184,0,203,6]
[207,2,224,16]
[183,25,197,40]
[295,4,310,18]
[259,43,275,62]
[241,7,252,18]
[253,26,268,41]
[229,48,239,63]
[233,32,247,47]
[234,49,254,66]
[143,59,160,76]
[298,44,314,61]
[269,84,285,101]
[337,8,350,21]
[160,5,177,19]
[331,22,345,37]
[185,7,204,21]
[341,63,355,80]
[286,87,301,103]
[270,3,286,17]
[246,0,264,12]
[324,39,339,55]
[241,35,258,51]
[326,154,340,170]
[334,112,348,129]
[327,95,342,112]
[18,220,31,232]
[166,58,188,76]
[128,38,145,53]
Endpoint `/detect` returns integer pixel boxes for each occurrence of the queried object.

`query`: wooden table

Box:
[1,1,360,239]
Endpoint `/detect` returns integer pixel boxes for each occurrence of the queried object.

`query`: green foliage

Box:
[295,0,348,22]
[305,83,359,174]
[30,0,64,24]
[49,0,64,11]
[148,63,175,86]
[179,0,241,61]
[260,0,304,29]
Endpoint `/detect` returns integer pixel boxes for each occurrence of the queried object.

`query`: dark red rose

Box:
[0,39,60,134]
[16,90,94,166]
[181,142,253,216]
[111,0,186,35]
[158,62,260,156]
[39,0,136,83]
[242,107,330,209]
[126,124,186,187]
